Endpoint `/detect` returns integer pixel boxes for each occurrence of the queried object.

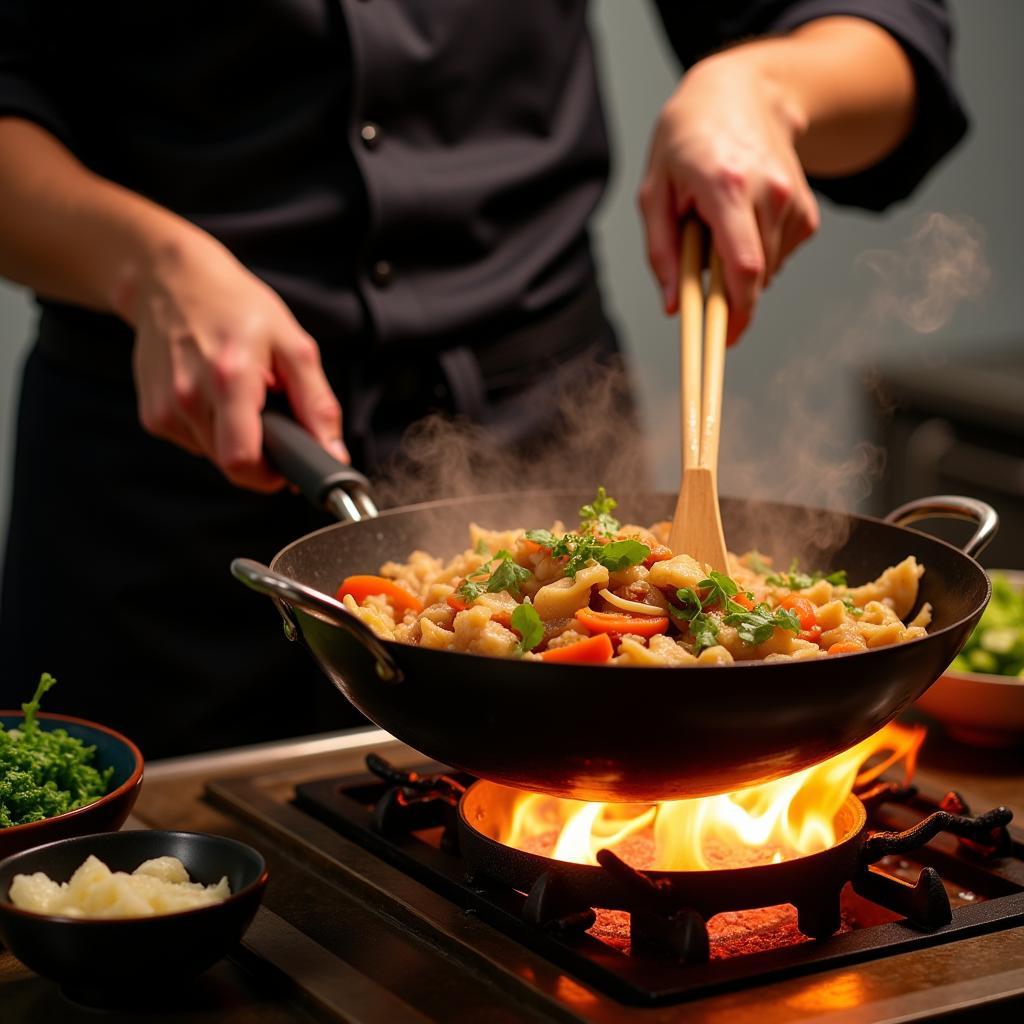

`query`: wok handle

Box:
[262,411,379,523]
[884,495,998,560]
[230,558,402,683]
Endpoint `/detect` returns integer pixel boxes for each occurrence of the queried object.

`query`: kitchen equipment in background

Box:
[871,348,1024,569]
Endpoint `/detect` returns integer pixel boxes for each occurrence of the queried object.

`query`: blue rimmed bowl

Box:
[0,711,143,860]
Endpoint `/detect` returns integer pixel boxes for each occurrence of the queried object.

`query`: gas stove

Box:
[190,727,1024,1022]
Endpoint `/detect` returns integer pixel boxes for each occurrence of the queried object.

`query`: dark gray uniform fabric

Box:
[0,1,966,755]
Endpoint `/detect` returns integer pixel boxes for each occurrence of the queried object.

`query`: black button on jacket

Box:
[0,1,966,354]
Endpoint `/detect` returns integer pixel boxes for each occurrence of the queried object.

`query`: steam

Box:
[370,212,990,565]
[858,213,990,334]
[372,351,654,513]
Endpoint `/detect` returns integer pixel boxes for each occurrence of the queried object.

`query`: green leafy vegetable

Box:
[578,487,620,537]
[841,595,864,618]
[456,549,532,602]
[765,559,847,590]
[524,528,559,549]
[724,603,801,646]
[689,612,720,654]
[474,537,491,556]
[950,572,1024,678]
[1,674,114,829]
[746,552,774,576]
[511,600,544,655]
[597,539,650,573]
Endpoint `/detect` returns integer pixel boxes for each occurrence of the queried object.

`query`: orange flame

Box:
[500,722,925,871]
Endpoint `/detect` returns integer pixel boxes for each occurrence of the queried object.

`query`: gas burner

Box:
[292,755,1024,1005]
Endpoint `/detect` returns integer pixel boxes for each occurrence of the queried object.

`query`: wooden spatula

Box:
[667,219,730,572]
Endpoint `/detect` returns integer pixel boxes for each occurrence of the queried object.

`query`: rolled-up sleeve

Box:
[653,0,968,210]
[0,0,72,144]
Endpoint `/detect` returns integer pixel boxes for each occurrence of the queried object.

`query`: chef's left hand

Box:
[639,51,819,346]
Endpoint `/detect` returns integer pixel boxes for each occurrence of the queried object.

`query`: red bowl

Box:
[0,712,143,859]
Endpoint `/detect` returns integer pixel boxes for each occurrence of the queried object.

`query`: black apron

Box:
[0,284,629,758]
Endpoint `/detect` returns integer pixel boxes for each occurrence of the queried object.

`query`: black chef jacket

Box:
[0,1,967,756]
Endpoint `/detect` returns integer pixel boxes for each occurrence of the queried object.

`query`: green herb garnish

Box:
[724,603,802,646]
[765,559,847,590]
[456,549,532,602]
[578,487,620,537]
[841,595,864,617]
[524,531,648,579]
[511,600,544,656]
[474,537,491,556]
[1,674,114,828]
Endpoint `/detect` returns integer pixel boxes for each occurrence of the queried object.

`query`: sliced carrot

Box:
[520,538,547,556]
[643,544,673,567]
[541,633,615,664]
[778,594,816,631]
[732,593,755,611]
[447,593,470,613]
[336,575,424,615]
[827,642,863,655]
[574,607,670,638]
[799,625,823,644]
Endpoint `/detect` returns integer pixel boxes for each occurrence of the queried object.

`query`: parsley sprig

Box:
[670,570,801,652]
[524,530,649,579]
[510,600,544,656]
[578,487,621,537]
[765,559,847,590]
[456,549,532,602]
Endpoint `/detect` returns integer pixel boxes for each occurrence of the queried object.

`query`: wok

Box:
[232,415,997,802]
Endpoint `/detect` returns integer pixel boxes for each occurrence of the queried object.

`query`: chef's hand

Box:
[121,230,346,491]
[639,53,819,346]
[639,18,917,346]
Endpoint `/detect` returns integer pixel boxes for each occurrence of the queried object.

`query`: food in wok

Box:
[334,490,931,665]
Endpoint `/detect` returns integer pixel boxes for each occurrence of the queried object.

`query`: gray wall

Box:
[1,0,1020,554]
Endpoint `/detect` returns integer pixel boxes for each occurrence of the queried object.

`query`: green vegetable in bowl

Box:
[0,673,114,827]
[950,573,1024,679]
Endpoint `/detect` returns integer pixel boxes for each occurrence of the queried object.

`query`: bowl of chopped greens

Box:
[0,674,143,859]
[915,570,1024,747]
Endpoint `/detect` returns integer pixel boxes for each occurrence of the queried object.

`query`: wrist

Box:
[109,213,215,326]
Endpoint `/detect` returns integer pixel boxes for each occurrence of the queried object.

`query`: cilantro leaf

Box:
[578,487,620,537]
[596,539,650,572]
[698,570,740,609]
[671,587,703,621]
[474,537,491,556]
[765,558,848,591]
[456,549,532,602]
[841,595,864,617]
[524,528,559,548]
[511,600,544,655]
[689,611,720,654]
[723,602,801,646]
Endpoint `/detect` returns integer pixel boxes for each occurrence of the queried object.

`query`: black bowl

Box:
[0,712,143,860]
[0,830,267,999]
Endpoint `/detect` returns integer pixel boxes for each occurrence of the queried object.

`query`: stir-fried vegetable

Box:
[540,633,614,664]
[0,674,114,828]
[950,573,1024,678]
[336,575,424,615]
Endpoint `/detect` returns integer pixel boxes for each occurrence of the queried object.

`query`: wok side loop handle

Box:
[230,558,402,683]
[262,411,379,524]
[884,495,998,560]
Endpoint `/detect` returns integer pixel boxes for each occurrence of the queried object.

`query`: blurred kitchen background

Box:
[1,0,1021,570]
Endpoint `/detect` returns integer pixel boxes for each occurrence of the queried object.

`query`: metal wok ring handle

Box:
[884,495,998,560]
[230,558,402,683]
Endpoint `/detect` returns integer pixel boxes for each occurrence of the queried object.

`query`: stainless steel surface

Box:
[884,494,999,560]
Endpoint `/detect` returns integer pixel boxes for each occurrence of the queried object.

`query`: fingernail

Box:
[328,439,351,464]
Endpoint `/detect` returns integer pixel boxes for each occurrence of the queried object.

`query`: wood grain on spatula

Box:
[667,226,729,573]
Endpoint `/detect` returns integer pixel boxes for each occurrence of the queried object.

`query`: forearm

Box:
[0,117,206,320]
[704,16,917,178]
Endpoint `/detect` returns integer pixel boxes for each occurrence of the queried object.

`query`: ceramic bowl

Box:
[0,712,143,859]
[0,829,267,1000]
[915,570,1024,747]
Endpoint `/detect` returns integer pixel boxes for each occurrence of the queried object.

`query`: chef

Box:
[0,2,965,755]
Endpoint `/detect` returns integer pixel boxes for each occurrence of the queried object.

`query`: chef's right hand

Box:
[119,229,347,492]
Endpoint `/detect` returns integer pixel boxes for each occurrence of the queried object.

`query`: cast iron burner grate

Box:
[293,757,1024,1006]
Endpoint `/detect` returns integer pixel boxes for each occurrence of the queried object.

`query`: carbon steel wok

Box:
[232,415,996,803]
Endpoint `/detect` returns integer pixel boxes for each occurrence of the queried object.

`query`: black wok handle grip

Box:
[262,411,378,523]
[884,495,998,560]
[230,558,402,683]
